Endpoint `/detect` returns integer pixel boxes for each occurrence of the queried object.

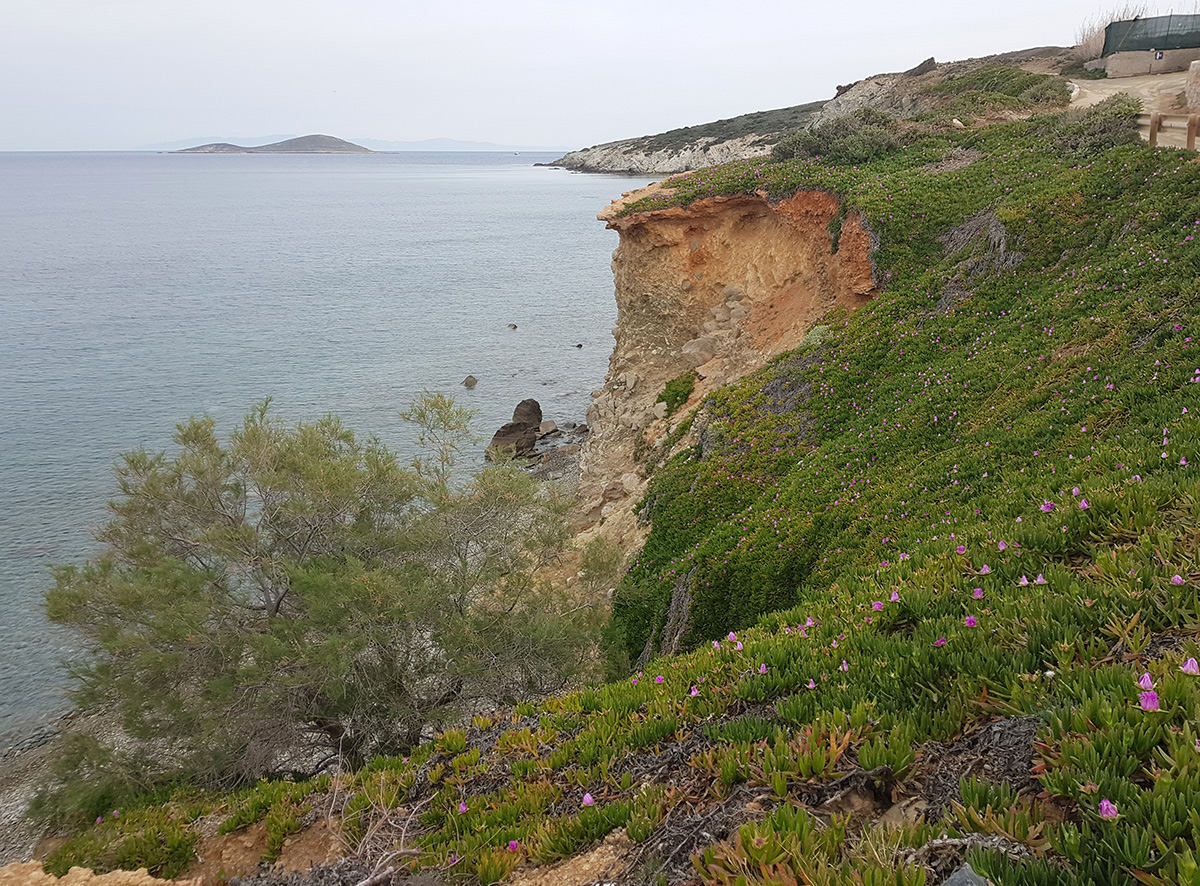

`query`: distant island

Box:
[173,134,372,154]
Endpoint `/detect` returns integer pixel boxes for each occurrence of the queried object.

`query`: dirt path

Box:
[1069,71,1193,148]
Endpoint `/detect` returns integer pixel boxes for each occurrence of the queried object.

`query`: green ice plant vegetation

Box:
[37,100,1200,885]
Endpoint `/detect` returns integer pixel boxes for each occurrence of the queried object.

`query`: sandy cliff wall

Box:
[577,188,878,547]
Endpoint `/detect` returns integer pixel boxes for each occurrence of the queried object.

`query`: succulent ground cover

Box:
[39,101,1200,885]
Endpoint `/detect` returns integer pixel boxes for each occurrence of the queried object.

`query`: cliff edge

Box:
[577,187,878,547]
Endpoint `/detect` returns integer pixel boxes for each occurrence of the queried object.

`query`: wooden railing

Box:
[1138,113,1199,150]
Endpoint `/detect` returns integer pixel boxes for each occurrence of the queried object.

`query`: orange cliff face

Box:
[576,187,878,547]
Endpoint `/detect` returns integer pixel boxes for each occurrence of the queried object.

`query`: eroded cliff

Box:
[578,188,878,546]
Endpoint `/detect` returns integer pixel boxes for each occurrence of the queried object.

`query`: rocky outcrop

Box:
[547,103,825,175]
[551,134,778,176]
[1188,60,1200,110]
[577,188,878,545]
[487,399,543,460]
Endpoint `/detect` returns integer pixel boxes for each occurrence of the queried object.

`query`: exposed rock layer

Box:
[578,189,878,545]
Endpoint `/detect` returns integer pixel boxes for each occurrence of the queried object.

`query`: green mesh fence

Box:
[1102,14,1200,55]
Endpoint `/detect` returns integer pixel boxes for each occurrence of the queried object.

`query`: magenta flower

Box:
[458,801,468,813]
[1098,799,1119,819]
[508,840,520,851]
[839,659,849,671]
[654,675,664,684]
[1034,574,1047,585]
[727,632,737,642]
[1182,658,1199,675]
[1139,690,1160,711]
[979,564,991,574]
[712,640,720,649]
[1072,487,1081,496]
[965,616,978,627]
[934,637,947,647]
[956,545,966,554]
[582,792,594,807]
[96,816,103,825]
[998,540,1007,551]
[973,588,984,599]
[872,600,884,610]
[1138,672,1154,690]
[1040,500,1055,512]
[806,678,817,689]
[759,663,768,675]
[805,617,815,627]
[1079,498,1090,510]
[735,641,743,650]
[689,685,700,696]
[112,810,119,818]
[890,591,900,602]
[1182,457,1189,466]
[1018,575,1029,586]
[1173,574,1185,585]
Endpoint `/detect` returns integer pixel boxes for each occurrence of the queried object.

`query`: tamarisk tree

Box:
[44,396,593,794]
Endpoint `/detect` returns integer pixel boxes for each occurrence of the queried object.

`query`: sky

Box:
[0,0,1135,151]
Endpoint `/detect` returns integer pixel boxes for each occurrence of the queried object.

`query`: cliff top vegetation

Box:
[33,93,1200,886]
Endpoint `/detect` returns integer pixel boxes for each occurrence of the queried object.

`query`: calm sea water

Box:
[0,151,654,746]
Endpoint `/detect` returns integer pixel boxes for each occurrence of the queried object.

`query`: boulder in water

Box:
[512,399,542,425]
[461,375,478,389]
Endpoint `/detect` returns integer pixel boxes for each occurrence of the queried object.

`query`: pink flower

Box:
[872,601,883,610]
[1173,574,1185,585]
[805,617,815,627]
[998,540,1007,551]
[712,640,720,649]
[1182,658,1199,675]
[1072,487,1081,496]
[806,678,817,689]
[690,685,700,696]
[1182,457,1189,466]
[1139,690,1160,711]
[459,801,468,813]
[727,632,737,642]
[839,660,849,671]
[654,675,664,684]
[965,616,978,627]
[1138,672,1154,690]
[111,810,119,818]
[582,792,594,807]
[96,816,103,825]
[508,840,520,851]
[934,637,947,647]
[1098,799,1119,819]
[979,564,991,574]
[1040,500,1055,512]
[735,642,743,650]
[759,664,768,675]
[973,588,984,599]
[956,545,966,554]
[1079,498,1090,510]
[890,591,900,602]
[1018,575,1029,586]
[1034,574,1047,585]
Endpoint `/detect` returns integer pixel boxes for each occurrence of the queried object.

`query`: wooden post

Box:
[1149,112,1161,148]
[1188,115,1198,152]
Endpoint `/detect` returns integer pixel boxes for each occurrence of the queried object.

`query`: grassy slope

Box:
[44,110,1200,885]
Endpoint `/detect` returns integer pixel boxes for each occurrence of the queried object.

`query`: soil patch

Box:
[917,716,1040,815]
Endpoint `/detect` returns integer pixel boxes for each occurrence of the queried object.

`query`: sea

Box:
[0,150,655,748]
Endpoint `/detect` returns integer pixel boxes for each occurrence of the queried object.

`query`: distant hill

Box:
[174,134,372,154]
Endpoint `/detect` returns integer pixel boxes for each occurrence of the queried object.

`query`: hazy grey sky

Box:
[2,1,1117,150]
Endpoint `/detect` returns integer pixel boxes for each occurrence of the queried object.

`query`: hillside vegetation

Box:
[37,98,1200,886]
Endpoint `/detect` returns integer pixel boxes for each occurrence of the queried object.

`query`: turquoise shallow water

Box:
[0,151,654,745]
